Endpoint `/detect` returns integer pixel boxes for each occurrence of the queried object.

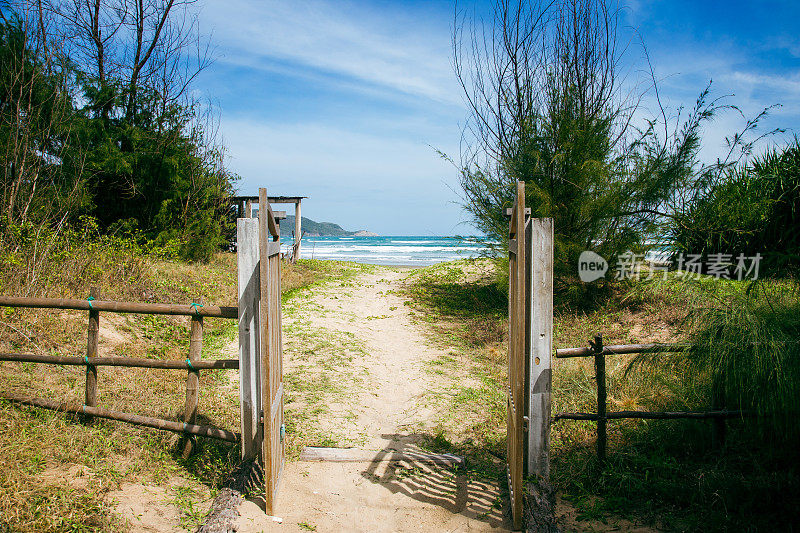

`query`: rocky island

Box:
[280,215,375,237]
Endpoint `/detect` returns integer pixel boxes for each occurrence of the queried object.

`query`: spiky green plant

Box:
[685,281,800,439]
[673,138,800,277]
[626,276,800,442]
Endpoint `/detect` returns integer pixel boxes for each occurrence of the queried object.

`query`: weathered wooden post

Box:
[508,183,526,531]
[711,381,727,448]
[237,217,262,460]
[592,334,607,463]
[258,188,275,512]
[528,218,554,479]
[245,199,253,219]
[257,187,285,515]
[84,286,100,422]
[182,300,204,458]
[293,199,301,262]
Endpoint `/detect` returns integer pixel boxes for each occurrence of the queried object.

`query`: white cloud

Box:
[219,118,468,235]
[633,44,800,165]
[723,71,800,105]
[200,0,462,105]
[193,0,474,234]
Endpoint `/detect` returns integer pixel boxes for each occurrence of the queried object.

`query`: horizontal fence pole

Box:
[0,352,238,370]
[0,392,240,442]
[0,296,237,318]
[555,343,690,358]
[553,410,751,421]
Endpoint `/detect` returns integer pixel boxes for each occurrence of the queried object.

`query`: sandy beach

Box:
[235,265,511,532]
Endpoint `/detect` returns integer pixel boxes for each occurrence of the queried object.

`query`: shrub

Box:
[673,139,800,278]
[0,217,177,297]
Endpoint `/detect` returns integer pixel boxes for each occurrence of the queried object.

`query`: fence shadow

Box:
[359,433,510,528]
[174,413,243,487]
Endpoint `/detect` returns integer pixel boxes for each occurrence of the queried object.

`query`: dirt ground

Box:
[106,265,662,532]
[234,267,511,532]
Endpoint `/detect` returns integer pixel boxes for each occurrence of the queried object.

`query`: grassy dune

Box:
[0,252,352,532]
[402,259,799,531]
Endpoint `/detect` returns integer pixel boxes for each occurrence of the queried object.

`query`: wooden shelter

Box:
[231,195,306,261]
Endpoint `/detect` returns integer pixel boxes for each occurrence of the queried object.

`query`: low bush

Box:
[673,139,800,277]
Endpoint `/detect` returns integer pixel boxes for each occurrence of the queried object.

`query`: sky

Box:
[195,0,800,236]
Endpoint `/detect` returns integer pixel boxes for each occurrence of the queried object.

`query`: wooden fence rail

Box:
[553,337,746,461]
[1,392,239,442]
[0,352,238,369]
[555,342,690,358]
[0,296,238,318]
[554,410,749,421]
[0,294,239,451]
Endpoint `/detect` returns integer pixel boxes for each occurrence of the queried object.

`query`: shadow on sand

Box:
[358,433,511,529]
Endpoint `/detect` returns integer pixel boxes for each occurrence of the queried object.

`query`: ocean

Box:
[280,236,491,266]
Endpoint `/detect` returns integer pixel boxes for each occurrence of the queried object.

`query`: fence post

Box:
[84,286,100,422]
[258,187,276,512]
[592,334,607,463]
[182,300,203,458]
[293,200,301,263]
[528,218,554,480]
[711,381,726,448]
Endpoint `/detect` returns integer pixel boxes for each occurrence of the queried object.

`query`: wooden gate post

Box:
[507,181,526,530]
[528,218,554,480]
[84,286,100,422]
[293,199,301,263]
[259,188,273,512]
[237,217,262,460]
[258,187,285,515]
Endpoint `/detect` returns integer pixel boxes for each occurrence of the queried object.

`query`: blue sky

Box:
[195,0,800,235]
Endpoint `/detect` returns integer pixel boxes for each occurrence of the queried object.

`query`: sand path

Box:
[236,267,511,532]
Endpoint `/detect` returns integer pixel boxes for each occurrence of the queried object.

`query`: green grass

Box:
[280,260,376,457]
[0,251,355,532]
[403,259,800,531]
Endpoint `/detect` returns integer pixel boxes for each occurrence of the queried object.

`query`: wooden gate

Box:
[507,181,527,529]
[507,181,554,529]
[237,187,284,515]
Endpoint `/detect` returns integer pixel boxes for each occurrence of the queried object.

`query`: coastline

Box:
[290,235,490,267]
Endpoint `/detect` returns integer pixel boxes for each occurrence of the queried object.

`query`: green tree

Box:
[70,79,235,261]
[454,0,654,288]
[453,1,779,290]
[1,1,235,262]
[0,10,86,230]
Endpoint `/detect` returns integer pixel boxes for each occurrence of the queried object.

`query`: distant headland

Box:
[280,215,376,237]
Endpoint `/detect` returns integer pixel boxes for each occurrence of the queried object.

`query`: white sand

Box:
[235,267,511,532]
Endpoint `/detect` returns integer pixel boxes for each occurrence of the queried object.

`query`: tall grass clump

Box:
[685,281,800,440]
